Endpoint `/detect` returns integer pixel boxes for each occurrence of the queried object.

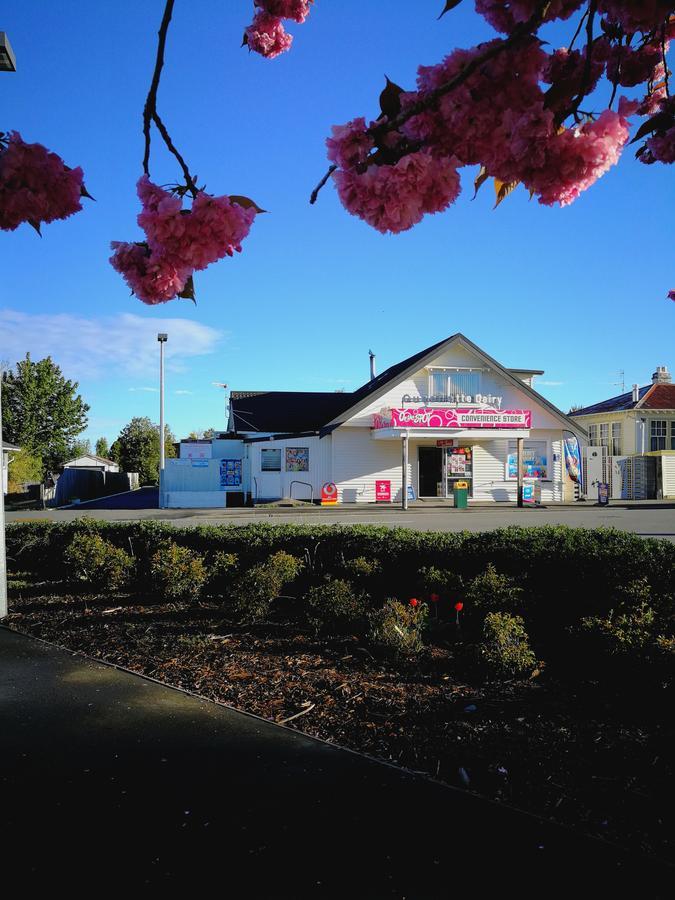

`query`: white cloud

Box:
[174,389,193,395]
[128,386,160,393]
[0,309,224,380]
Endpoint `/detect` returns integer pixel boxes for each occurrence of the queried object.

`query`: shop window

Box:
[507,441,549,480]
[261,448,281,471]
[588,423,598,446]
[431,370,480,400]
[611,422,622,455]
[651,420,667,451]
[285,447,309,472]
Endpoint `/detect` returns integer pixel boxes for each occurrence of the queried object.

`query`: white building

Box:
[1,440,21,494]
[230,333,586,505]
[62,454,120,473]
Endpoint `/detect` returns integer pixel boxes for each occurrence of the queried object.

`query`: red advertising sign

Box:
[321,482,338,505]
[375,480,391,502]
[374,408,531,430]
[436,439,455,447]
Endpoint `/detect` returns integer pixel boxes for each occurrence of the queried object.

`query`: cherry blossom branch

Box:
[565,0,597,119]
[661,24,671,98]
[142,0,197,196]
[309,0,550,204]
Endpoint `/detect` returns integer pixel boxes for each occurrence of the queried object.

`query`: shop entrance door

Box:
[419,447,443,497]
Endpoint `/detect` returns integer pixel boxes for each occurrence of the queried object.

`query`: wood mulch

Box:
[5,582,673,865]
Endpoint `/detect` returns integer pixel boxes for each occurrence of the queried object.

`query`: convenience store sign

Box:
[373,408,531,429]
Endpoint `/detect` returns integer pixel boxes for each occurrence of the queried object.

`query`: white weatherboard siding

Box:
[332,428,408,503]
[663,455,675,498]
[470,433,564,502]
[248,436,331,501]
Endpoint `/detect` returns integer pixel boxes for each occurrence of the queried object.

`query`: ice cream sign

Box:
[373,407,531,429]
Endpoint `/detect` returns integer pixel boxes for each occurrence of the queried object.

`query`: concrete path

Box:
[0,627,670,896]
[7,501,675,541]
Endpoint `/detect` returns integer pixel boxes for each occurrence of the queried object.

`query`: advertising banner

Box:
[219,459,242,488]
[563,435,582,485]
[375,480,391,502]
[374,408,531,429]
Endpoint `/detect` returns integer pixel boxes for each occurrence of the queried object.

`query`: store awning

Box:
[370,428,531,440]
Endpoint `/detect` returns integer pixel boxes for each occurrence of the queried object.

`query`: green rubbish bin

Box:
[454,481,469,510]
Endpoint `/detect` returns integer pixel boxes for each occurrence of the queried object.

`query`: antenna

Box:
[612,369,625,393]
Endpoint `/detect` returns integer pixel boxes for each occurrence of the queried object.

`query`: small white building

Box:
[62,454,120,473]
[2,440,21,494]
[230,333,586,505]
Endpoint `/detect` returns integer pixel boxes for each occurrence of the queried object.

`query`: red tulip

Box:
[409,598,418,608]
[454,602,464,612]
[430,593,440,603]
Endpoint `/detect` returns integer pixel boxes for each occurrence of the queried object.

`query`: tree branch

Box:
[142,0,197,196]
[309,0,550,204]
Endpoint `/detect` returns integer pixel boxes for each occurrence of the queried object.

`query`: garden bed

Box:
[5,579,673,865]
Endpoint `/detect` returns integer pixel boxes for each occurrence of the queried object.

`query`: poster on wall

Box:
[286,447,309,472]
[219,459,242,488]
[507,445,548,480]
[449,454,466,475]
[375,480,391,502]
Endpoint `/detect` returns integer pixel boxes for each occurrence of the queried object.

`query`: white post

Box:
[402,432,409,511]
[157,333,168,508]
[0,374,7,618]
[517,436,524,508]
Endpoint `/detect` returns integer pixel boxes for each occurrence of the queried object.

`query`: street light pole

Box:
[158,333,168,507]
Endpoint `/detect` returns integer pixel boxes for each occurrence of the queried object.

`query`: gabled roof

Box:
[64,454,118,466]
[231,333,583,438]
[323,332,584,437]
[572,385,652,416]
[638,383,675,410]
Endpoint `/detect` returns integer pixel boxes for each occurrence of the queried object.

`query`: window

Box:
[285,447,309,472]
[588,423,598,446]
[611,422,622,456]
[261,448,281,471]
[599,423,609,450]
[671,422,675,451]
[507,441,549,480]
[430,369,480,401]
[651,420,667,451]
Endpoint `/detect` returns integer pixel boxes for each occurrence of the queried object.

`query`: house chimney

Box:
[369,349,376,381]
[651,365,672,384]
[632,383,639,403]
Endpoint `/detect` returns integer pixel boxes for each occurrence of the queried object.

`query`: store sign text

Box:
[402,393,503,408]
[373,408,531,429]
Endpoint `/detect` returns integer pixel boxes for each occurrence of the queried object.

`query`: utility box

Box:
[454,481,469,509]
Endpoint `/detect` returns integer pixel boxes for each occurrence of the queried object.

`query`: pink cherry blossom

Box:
[254,0,311,23]
[606,42,663,87]
[597,1,672,34]
[332,150,461,234]
[326,118,375,169]
[638,97,675,165]
[668,290,675,301]
[0,131,85,232]
[245,12,293,59]
[109,241,192,306]
[475,0,584,34]
[525,98,636,206]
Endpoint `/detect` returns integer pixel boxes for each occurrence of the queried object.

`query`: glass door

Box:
[445,446,473,498]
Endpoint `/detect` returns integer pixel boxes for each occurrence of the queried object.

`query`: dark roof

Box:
[230,391,353,434]
[640,383,675,409]
[572,386,652,416]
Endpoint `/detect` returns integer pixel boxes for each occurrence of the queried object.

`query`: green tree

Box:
[7,449,43,492]
[68,438,91,459]
[95,437,110,459]
[2,354,89,476]
[187,428,215,440]
[110,417,176,484]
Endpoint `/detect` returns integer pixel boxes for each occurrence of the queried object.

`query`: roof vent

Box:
[632,383,639,403]
[651,365,671,384]
[369,349,376,382]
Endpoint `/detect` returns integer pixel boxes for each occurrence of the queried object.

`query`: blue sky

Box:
[1,0,673,446]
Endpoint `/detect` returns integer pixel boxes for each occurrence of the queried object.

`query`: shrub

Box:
[306,578,367,635]
[230,551,303,622]
[368,599,429,657]
[342,555,382,580]
[149,541,207,602]
[464,563,523,614]
[479,612,536,678]
[65,533,134,591]
[207,551,239,597]
[581,601,656,656]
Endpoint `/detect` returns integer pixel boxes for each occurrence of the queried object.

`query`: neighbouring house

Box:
[62,454,120,473]
[227,332,586,505]
[1,440,21,494]
[570,365,675,499]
